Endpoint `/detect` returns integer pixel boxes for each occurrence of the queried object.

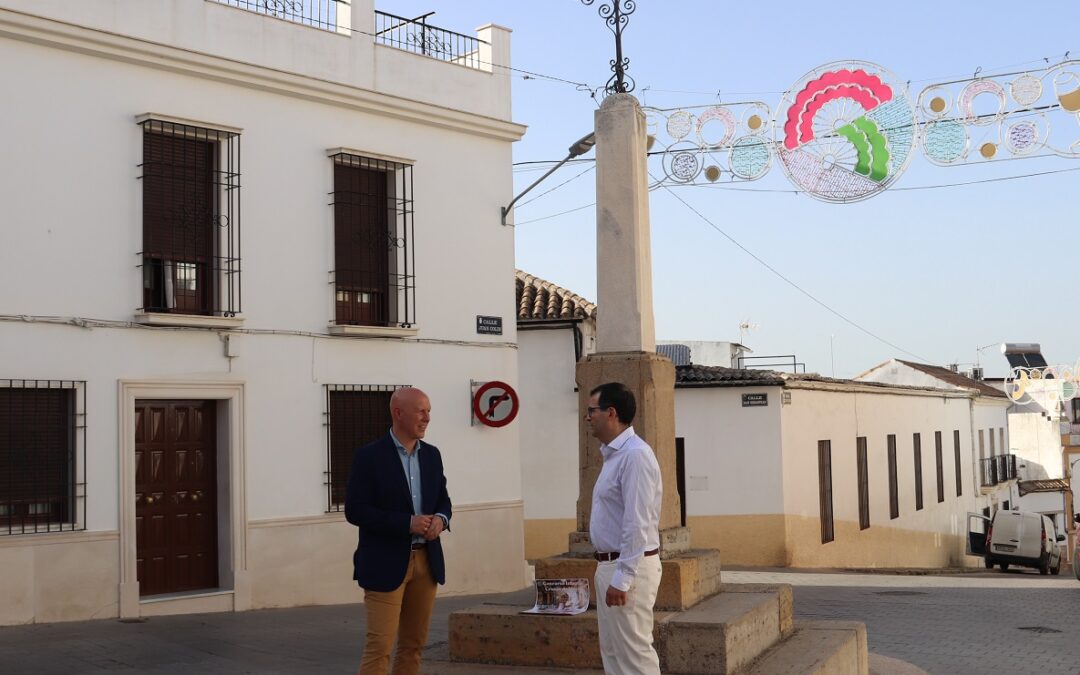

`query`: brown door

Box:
[135,400,218,596]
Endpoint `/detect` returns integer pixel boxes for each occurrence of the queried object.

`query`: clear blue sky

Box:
[390,1,1079,378]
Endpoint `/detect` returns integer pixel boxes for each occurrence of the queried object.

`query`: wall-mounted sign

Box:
[742,393,768,407]
[476,315,503,335]
[471,380,519,428]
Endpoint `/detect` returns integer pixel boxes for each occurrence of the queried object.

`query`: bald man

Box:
[345,387,452,675]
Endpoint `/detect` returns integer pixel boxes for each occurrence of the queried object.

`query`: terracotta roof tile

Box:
[675,364,785,387]
[895,360,1007,398]
[515,270,597,322]
[1018,478,1070,496]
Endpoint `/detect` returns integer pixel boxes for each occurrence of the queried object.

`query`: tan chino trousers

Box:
[359,548,438,675]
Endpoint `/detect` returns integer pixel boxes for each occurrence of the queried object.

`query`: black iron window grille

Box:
[324,384,405,512]
[374,11,487,70]
[856,436,869,530]
[0,380,86,535]
[935,431,945,504]
[953,429,963,497]
[817,440,834,544]
[211,0,345,32]
[330,153,415,328]
[138,118,241,318]
[980,457,999,487]
[913,433,923,511]
[887,434,899,519]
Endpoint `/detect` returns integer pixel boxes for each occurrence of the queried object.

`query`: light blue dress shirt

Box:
[389,429,448,545]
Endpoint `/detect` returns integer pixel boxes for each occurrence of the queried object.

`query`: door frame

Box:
[118,380,248,619]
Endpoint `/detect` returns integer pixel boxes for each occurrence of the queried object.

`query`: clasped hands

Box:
[409,514,444,541]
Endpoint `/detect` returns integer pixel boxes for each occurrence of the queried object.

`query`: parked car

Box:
[967,510,1065,574]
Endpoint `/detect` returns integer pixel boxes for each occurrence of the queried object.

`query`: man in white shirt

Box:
[586,382,663,675]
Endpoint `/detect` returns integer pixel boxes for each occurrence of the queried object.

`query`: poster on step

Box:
[520,578,590,615]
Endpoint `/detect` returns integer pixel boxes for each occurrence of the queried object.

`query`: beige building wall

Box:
[780,383,982,568]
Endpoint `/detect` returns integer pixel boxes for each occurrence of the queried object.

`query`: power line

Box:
[655,179,936,364]
[514,201,595,225]
[515,164,595,208]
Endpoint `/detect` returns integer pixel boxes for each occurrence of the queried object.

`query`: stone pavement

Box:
[727,569,1080,675]
[0,569,1076,674]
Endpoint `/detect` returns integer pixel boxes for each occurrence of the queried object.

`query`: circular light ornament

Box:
[775,61,916,202]
[1010,73,1043,106]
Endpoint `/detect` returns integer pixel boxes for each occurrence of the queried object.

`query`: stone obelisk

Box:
[535,93,720,611]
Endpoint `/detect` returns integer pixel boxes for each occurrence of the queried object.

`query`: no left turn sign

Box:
[471,380,519,428]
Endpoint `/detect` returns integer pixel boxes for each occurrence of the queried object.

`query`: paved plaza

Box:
[0,569,1077,674]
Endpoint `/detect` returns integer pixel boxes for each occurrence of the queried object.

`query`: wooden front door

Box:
[135,400,218,596]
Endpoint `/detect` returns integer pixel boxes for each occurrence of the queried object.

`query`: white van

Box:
[968,510,1064,574]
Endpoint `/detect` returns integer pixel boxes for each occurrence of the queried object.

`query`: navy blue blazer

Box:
[344,433,452,592]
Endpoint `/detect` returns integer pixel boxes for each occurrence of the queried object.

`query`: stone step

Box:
[743,620,868,675]
[657,588,788,674]
[447,584,793,673]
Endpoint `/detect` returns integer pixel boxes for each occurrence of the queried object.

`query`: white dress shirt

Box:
[589,426,662,592]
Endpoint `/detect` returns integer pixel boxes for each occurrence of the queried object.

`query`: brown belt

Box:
[411,542,426,550]
[594,548,658,562]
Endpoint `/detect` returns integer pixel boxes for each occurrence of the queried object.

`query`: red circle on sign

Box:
[472,380,520,428]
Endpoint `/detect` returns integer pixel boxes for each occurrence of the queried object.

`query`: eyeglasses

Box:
[585,405,611,417]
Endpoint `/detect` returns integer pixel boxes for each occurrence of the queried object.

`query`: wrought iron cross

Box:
[581,0,636,95]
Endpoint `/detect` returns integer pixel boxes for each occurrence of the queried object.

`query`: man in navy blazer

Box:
[345,387,452,675]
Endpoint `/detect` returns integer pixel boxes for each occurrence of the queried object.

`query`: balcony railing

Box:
[980,453,1018,488]
[375,11,486,70]
[212,0,346,33]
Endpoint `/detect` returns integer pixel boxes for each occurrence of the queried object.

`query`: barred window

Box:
[887,434,899,519]
[138,118,241,317]
[913,433,923,511]
[817,440,834,544]
[953,430,963,497]
[856,436,869,530]
[324,385,406,511]
[0,381,86,535]
[330,153,415,328]
[935,431,945,504]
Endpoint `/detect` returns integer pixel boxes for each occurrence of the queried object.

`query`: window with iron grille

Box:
[887,434,899,519]
[856,437,869,530]
[330,153,415,328]
[324,384,405,511]
[0,381,86,535]
[913,433,923,511]
[817,440,834,544]
[953,429,963,497]
[934,431,945,504]
[138,118,241,317]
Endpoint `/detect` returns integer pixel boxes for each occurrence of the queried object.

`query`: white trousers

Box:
[594,555,662,675]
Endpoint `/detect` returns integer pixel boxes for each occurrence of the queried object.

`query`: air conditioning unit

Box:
[971,366,984,381]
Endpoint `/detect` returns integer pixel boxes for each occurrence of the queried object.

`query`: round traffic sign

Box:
[472,380,519,428]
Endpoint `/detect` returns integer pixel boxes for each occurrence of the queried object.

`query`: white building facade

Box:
[0,0,527,625]
[675,370,992,568]
[515,274,999,568]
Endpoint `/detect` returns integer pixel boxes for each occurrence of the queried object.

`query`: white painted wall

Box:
[1007,380,1067,480]
[780,386,980,532]
[0,0,527,621]
[657,341,744,368]
[517,328,580,520]
[0,0,512,122]
[673,387,784,516]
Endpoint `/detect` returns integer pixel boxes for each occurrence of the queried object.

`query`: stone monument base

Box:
[534,549,722,612]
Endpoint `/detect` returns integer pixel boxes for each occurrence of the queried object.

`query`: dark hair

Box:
[590,382,636,425]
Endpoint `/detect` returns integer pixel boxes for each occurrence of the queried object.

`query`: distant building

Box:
[518,271,998,568]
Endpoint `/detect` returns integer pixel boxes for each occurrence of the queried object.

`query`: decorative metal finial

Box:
[580,0,636,95]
